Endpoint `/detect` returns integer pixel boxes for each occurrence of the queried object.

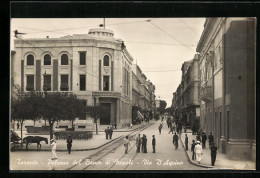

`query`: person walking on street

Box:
[143,135,147,153]
[191,140,196,160]
[141,134,145,152]
[109,126,113,140]
[114,123,117,130]
[158,123,162,134]
[105,127,109,140]
[210,142,218,166]
[185,134,188,150]
[152,135,156,153]
[136,134,141,153]
[173,132,179,150]
[194,141,203,164]
[196,133,201,142]
[50,139,57,160]
[67,135,73,154]
[202,132,207,149]
[208,132,214,148]
[168,125,174,134]
[124,136,130,154]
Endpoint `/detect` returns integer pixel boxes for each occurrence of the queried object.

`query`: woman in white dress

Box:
[194,141,203,164]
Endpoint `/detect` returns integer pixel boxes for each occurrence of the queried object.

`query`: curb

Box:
[14,123,154,152]
[179,134,213,169]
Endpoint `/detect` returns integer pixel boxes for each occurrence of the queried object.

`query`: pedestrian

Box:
[141,134,145,152]
[202,132,207,149]
[152,135,156,153]
[114,123,117,130]
[109,126,113,140]
[210,143,218,166]
[123,136,130,154]
[185,134,188,150]
[158,124,162,134]
[191,140,196,160]
[105,127,109,140]
[173,132,179,150]
[130,123,133,129]
[67,135,73,154]
[50,139,57,160]
[17,122,19,129]
[208,132,214,148]
[194,141,203,164]
[196,133,201,142]
[136,134,141,153]
[143,135,147,153]
[168,125,174,134]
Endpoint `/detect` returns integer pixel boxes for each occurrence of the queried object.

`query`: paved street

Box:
[10,121,205,171]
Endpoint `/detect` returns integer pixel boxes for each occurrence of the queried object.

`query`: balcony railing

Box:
[200,86,212,102]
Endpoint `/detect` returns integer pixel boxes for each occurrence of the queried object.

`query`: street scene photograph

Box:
[9,17,256,171]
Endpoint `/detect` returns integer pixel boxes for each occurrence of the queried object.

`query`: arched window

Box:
[61,54,68,65]
[103,55,109,66]
[27,54,34,65]
[44,54,51,65]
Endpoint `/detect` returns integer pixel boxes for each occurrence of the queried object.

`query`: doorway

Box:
[100,103,111,125]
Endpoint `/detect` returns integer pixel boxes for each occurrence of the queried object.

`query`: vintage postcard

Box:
[9,3,256,172]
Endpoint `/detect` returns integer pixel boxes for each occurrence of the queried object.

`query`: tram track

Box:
[66,123,154,170]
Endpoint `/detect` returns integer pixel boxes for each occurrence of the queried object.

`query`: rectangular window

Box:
[79,52,86,65]
[78,126,86,128]
[60,75,69,91]
[80,75,86,91]
[26,75,34,91]
[44,75,51,91]
[103,76,109,91]
[58,126,68,128]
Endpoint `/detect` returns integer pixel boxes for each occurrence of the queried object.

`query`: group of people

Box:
[50,134,73,160]
[105,126,114,140]
[190,132,218,166]
[130,134,156,154]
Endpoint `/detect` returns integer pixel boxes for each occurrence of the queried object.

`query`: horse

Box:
[23,136,48,151]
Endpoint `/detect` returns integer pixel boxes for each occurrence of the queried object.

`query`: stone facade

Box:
[172,55,200,128]
[12,28,134,131]
[196,18,256,161]
[132,64,155,123]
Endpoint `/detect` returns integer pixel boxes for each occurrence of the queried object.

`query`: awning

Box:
[137,111,144,119]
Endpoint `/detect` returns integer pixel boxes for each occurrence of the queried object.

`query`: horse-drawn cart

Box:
[10,130,23,151]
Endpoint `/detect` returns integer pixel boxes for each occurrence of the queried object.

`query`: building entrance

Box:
[100,103,111,125]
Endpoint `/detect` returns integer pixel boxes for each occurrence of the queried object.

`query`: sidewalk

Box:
[13,121,154,152]
[180,131,255,170]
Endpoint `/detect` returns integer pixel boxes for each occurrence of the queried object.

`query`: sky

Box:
[10,18,205,106]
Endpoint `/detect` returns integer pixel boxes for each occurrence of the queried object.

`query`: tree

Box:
[11,91,41,140]
[86,106,106,135]
[63,93,87,130]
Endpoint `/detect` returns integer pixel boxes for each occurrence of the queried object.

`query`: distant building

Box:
[132,64,155,123]
[197,18,256,161]
[12,28,134,130]
[172,54,200,128]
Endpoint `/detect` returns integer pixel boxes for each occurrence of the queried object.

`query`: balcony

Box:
[200,86,212,102]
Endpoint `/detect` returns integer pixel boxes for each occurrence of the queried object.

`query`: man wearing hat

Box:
[194,140,203,164]
[50,139,57,160]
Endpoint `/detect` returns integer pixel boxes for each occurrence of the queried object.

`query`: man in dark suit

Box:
[105,127,109,140]
[67,135,73,154]
[109,126,113,140]
[152,135,156,153]
[208,132,214,148]
[210,143,217,166]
